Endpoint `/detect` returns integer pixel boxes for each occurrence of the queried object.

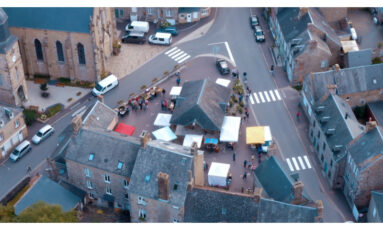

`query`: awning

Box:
[154,113,172,127]
[114,123,136,136]
[246,126,272,145]
[204,138,218,145]
[220,116,241,142]
[152,126,177,142]
[208,162,230,187]
[216,78,231,87]
[170,86,182,96]
[341,40,359,53]
[183,134,203,148]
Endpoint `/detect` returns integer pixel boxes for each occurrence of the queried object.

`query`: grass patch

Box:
[46,104,63,117]
[7,184,31,207]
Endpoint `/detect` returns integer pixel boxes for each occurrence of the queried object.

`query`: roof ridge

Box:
[196,79,207,105]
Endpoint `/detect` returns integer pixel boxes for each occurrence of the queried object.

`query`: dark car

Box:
[121,31,146,44]
[157,26,178,36]
[254,26,265,42]
[216,59,230,75]
[250,15,259,29]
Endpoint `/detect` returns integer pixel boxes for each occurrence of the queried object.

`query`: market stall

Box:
[153,113,172,127]
[183,134,203,148]
[246,126,272,152]
[114,123,136,136]
[204,138,219,152]
[152,126,177,142]
[220,116,241,149]
[208,162,230,187]
[215,78,231,87]
[170,86,182,99]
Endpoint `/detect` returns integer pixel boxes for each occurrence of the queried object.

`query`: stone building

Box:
[3,7,117,83]
[0,8,28,106]
[0,102,28,161]
[367,190,383,222]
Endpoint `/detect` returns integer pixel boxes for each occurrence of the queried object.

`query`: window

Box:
[106,186,112,195]
[320,60,327,68]
[316,144,319,152]
[328,171,331,178]
[104,174,111,183]
[85,168,92,178]
[373,208,377,218]
[124,193,129,200]
[165,9,173,17]
[317,131,321,138]
[322,142,326,151]
[117,161,123,170]
[139,209,147,220]
[89,153,95,161]
[222,208,227,215]
[89,192,95,199]
[310,130,313,138]
[313,120,316,128]
[15,119,19,128]
[34,39,44,61]
[330,159,333,167]
[320,154,324,162]
[146,8,153,15]
[77,43,86,65]
[173,183,178,190]
[87,180,93,189]
[138,196,146,205]
[123,179,129,189]
[201,8,209,16]
[56,41,65,62]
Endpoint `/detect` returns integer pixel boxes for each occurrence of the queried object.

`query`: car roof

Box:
[16,140,30,150]
[39,124,53,133]
[154,32,172,38]
[124,31,145,37]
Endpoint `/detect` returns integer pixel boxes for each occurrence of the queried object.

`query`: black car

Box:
[121,31,146,44]
[250,15,259,29]
[216,59,230,75]
[254,26,265,42]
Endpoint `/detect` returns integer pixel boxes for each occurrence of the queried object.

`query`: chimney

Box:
[334,64,340,72]
[72,115,82,134]
[192,142,204,187]
[97,94,104,103]
[187,170,194,191]
[309,39,318,50]
[139,130,150,148]
[291,181,304,204]
[253,187,263,203]
[157,172,170,200]
[315,200,324,222]
[298,7,308,19]
[366,121,377,132]
[327,84,337,94]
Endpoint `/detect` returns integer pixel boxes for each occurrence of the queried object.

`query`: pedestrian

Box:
[206,162,209,170]
[258,154,262,163]
[164,100,168,110]
[232,152,236,161]
[270,65,274,76]
[296,111,300,121]
[245,111,249,118]
[239,94,243,102]
[243,160,247,168]
[27,165,32,174]
[248,164,252,169]
[203,161,207,171]
[245,107,249,113]
[176,76,181,86]
[243,172,247,180]
[251,155,255,162]
[248,88,252,94]
[246,93,249,102]
[162,88,166,96]
[243,115,247,121]
[161,101,165,111]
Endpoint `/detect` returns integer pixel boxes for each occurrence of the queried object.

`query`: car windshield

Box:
[12,149,20,156]
[95,83,103,91]
[36,131,43,137]
[256,31,264,36]
[251,17,258,23]
[220,62,228,68]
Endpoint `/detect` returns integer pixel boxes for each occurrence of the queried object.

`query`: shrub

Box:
[76,92,82,96]
[46,104,63,117]
[117,100,124,105]
[238,107,243,114]
[141,85,147,90]
[152,77,158,83]
[293,85,303,91]
[23,109,37,126]
[34,74,50,80]
[239,101,244,107]
[163,71,169,76]
[67,98,73,102]
[372,57,383,64]
[40,114,47,121]
[233,97,238,103]
[229,100,234,107]
[58,77,71,84]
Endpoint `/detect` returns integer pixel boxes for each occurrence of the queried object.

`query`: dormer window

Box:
[117,161,123,170]
[89,153,95,161]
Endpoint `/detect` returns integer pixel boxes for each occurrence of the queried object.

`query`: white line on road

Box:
[298,156,306,170]
[286,158,294,172]
[174,53,187,61]
[72,106,86,117]
[304,155,312,169]
[249,95,254,104]
[168,49,181,57]
[171,51,185,59]
[258,92,265,103]
[224,41,236,66]
[178,55,191,63]
[207,41,226,46]
[165,47,178,55]
[253,93,260,104]
[263,91,271,102]
[70,102,80,110]
[274,89,281,100]
[282,90,287,98]
[269,90,276,101]
[292,157,300,171]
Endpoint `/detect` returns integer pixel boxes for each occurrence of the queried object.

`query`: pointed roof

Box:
[0,8,17,54]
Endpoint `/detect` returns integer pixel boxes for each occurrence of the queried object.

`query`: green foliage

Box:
[293,85,303,91]
[0,204,16,222]
[160,21,171,28]
[23,109,37,126]
[17,201,78,223]
[378,42,382,49]
[34,74,50,80]
[372,57,383,64]
[58,77,71,84]
[239,101,244,107]
[46,104,63,117]
[40,83,48,91]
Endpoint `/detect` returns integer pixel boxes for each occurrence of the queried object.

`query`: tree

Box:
[17,201,78,223]
[0,204,16,222]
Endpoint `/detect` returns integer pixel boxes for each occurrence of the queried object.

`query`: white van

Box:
[92,74,119,96]
[148,32,172,46]
[9,140,32,162]
[125,21,149,33]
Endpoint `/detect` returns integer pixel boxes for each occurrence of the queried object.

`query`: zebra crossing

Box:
[164,47,191,64]
[285,155,312,172]
[249,89,282,104]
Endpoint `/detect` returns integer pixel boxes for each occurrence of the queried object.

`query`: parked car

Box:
[92,74,119,96]
[216,59,230,75]
[157,26,178,36]
[9,140,32,162]
[148,32,172,46]
[32,124,54,144]
[125,21,149,33]
[121,31,146,44]
[250,15,259,29]
[254,26,265,42]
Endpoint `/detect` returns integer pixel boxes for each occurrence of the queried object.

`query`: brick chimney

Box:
[327,84,337,95]
[334,64,340,72]
[315,200,324,222]
[139,130,150,148]
[158,172,170,200]
[192,142,204,186]
[291,181,305,204]
[366,121,377,132]
[97,94,104,103]
[72,115,82,134]
[253,187,263,203]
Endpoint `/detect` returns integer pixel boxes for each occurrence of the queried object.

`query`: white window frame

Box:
[138,196,146,205]
[89,192,95,199]
[87,180,93,189]
[123,179,129,189]
[165,9,173,17]
[85,168,92,178]
[15,119,20,128]
[104,174,111,183]
[139,209,147,219]
[147,8,153,15]
[106,186,112,195]
[201,9,209,16]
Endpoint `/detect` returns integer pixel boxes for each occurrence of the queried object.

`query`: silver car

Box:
[32,124,54,144]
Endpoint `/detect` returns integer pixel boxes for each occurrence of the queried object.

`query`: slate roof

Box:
[371,190,383,221]
[347,49,372,68]
[303,63,383,104]
[170,79,231,131]
[0,102,23,126]
[368,101,383,126]
[0,8,18,54]
[178,8,201,14]
[184,187,318,223]
[348,126,383,170]
[14,176,82,215]
[65,127,141,178]
[308,8,342,47]
[314,94,364,160]
[3,7,93,34]
[277,8,312,42]
[128,140,193,207]
[82,100,117,130]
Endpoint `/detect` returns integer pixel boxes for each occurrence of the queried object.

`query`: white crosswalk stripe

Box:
[298,156,306,170]
[164,47,191,64]
[171,51,185,59]
[274,89,282,100]
[253,93,260,104]
[178,55,191,63]
[165,47,178,55]
[304,155,312,169]
[168,49,182,58]
[286,158,294,172]
[174,53,187,61]
[258,92,265,103]
[286,155,313,172]
[249,95,254,104]
[292,157,300,171]
[251,90,282,104]
[269,90,276,101]
[263,91,271,102]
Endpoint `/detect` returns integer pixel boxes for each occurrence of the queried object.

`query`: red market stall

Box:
[114,123,136,136]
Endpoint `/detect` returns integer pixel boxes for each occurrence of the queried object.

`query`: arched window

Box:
[56,41,64,62]
[77,43,86,65]
[34,39,43,61]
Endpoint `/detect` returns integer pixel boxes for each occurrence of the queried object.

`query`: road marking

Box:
[168,49,181,57]
[286,158,294,172]
[207,41,226,46]
[70,102,80,110]
[171,51,185,59]
[224,41,236,66]
[174,53,187,61]
[263,91,270,102]
[72,106,86,117]
[165,47,178,55]
[249,95,254,104]
[298,156,306,170]
[253,93,260,104]
[292,157,300,171]
[304,155,312,169]
[258,92,265,103]
[269,90,276,101]
[177,55,190,63]
[274,89,281,100]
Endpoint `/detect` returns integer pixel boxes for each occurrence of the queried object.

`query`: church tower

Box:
[0,8,28,106]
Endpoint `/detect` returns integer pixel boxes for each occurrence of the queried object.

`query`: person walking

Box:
[243,172,247,180]
[176,76,181,86]
[245,93,249,102]
[232,152,236,161]
[245,111,249,119]
[251,155,255,162]
[162,88,166,96]
[296,111,300,121]
[27,165,32,174]
[270,65,274,76]
[243,160,247,168]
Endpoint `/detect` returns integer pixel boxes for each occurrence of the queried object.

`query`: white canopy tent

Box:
[153,113,172,127]
[208,162,230,187]
[215,78,231,87]
[152,126,177,142]
[170,86,182,96]
[219,116,241,142]
[183,134,203,148]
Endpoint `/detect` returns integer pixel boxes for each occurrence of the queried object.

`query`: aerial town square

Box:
[1,2,383,225]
